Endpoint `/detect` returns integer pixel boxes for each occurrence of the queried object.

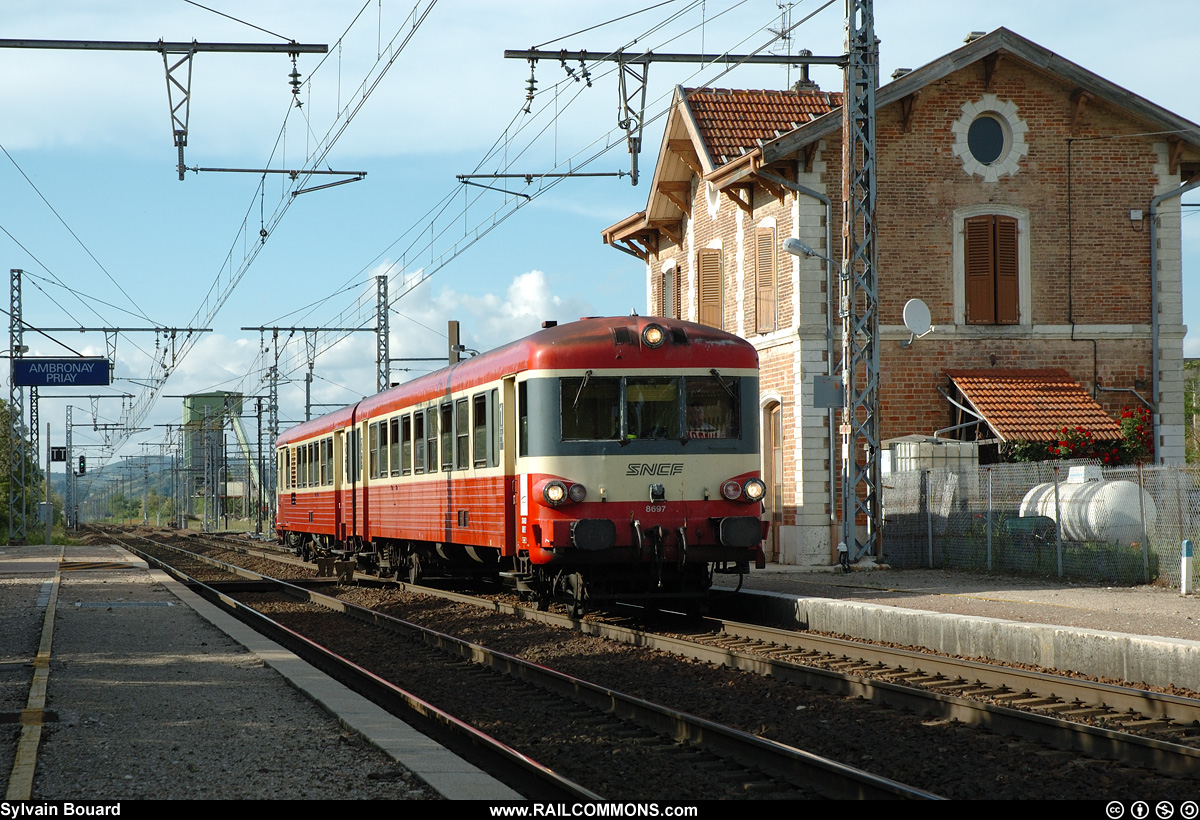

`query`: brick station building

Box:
[603,28,1200,566]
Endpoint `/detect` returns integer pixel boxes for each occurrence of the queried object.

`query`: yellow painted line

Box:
[6,544,63,801]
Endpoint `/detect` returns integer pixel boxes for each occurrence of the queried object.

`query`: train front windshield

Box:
[560,374,741,442]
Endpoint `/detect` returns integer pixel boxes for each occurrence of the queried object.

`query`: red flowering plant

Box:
[1117,405,1154,463]
[1004,408,1152,465]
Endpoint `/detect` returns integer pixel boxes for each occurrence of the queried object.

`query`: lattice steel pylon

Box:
[8,268,27,544]
[65,405,74,529]
[839,0,881,560]
[376,275,390,394]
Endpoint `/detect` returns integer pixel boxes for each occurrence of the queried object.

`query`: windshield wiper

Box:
[572,370,593,410]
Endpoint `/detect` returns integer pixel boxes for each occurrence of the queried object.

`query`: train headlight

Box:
[743,478,766,502]
[721,480,743,501]
[567,483,587,503]
[543,481,568,506]
[641,323,665,348]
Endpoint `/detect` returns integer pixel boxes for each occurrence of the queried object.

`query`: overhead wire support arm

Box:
[504,48,845,186]
[0,38,328,180]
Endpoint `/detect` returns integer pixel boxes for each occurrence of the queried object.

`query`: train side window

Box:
[441,403,454,471]
[625,377,681,439]
[286,448,294,490]
[426,409,439,473]
[319,438,328,485]
[414,412,426,474]
[518,381,528,458]
[368,422,380,479]
[300,444,308,488]
[489,389,499,467]
[379,419,390,477]
[401,415,412,476]
[309,442,317,487]
[326,438,334,485]
[389,418,400,476]
[472,393,487,467]
[561,376,620,441]
[455,398,469,470]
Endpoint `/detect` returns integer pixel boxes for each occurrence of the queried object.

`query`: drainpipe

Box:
[757,168,838,561]
[1149,176,1200,463]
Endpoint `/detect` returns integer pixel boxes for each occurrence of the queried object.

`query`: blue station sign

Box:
[13,357,111,387]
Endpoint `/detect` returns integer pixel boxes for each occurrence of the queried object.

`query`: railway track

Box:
[91,525,1200,797]
[106,527,939,800]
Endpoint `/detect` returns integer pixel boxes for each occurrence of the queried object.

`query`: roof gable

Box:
[764,26,1200,163]
[683,87,840,166]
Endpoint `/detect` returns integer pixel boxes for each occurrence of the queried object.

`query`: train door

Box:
[333,429,345,542]
[502,375,519,554]
[357,419,370,542]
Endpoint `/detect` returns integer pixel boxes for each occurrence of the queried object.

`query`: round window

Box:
[967,115,1007,165]
[953,96,1027,182]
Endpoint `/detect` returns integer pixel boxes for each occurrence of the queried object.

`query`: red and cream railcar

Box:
[276,316,766,611]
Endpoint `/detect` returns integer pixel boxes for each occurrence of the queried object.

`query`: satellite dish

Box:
[902,299,931,336]
[901,299,934,348]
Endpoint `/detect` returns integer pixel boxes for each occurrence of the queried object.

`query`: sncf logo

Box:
[626,463,685,476]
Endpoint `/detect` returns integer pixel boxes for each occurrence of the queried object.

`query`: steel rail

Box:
[119,529,938,799]
[107,531,601,802]
[258,576,940,800]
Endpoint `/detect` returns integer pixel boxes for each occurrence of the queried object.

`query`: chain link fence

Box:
[881,461,1200,587]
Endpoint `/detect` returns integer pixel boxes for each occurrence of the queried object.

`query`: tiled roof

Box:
[683,88,840,165]
[946,368,1123,442]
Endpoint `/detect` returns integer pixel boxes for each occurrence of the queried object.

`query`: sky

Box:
[1,0,1197,484]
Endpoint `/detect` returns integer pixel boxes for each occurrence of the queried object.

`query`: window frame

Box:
[952,205,1030,327]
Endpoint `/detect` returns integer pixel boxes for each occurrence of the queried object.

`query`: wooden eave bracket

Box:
[1069,89,1093,134]
[982,52,1002,90]
[755,173,786,205]
[648,218,683,247]
[656,181,692,217]
[1169,136,1185,177]
[802,143,818,174]
[667,139,704,176]
[900,90,921,133]
[723,183,754,215]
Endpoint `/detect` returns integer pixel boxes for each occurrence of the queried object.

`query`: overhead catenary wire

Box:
[233,0,837,405]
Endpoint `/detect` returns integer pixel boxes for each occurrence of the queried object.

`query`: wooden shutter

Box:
[659,266,679,318]
[755,227,776,333]
[697,248,723,329]
[994,216,1019,324]
[964,215,995,325]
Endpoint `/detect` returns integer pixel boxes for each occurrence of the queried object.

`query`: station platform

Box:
[726,562,1200,690]
[0,541,520,801]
